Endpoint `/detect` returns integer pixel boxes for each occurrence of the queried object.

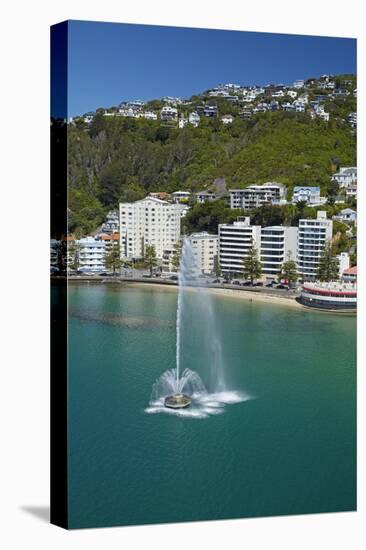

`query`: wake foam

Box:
[144,390,252,419]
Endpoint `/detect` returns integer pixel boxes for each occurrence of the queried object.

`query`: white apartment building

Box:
[260,226,298,277]
[188,112,200,127]
[160,106,178,121]
[293,79,305,89]
[292,186,322,204]
[229,183,286,209]
[142,111,158,120]
[218,217,261,275]
[337,252,350,279]
[297,211,333,281]
[119,197,187,260]
[331,167,357,187]
[188,233,218,274]
[77,237,106,273]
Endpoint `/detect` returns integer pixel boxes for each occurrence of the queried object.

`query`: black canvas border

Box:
[50,20,68,529]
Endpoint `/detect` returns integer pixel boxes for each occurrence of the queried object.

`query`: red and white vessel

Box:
[300,281,357,311]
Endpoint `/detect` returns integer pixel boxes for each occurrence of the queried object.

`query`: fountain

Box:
[145,238,251,418]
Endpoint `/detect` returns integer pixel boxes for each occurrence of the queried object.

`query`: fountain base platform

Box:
[164,393,192,409]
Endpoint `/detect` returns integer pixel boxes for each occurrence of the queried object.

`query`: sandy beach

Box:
[127,281,302,308]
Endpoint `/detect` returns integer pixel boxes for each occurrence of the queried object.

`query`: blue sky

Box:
[67,20,356,117]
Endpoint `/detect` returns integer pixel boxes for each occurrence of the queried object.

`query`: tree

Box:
[170,241,182,272]
[144,244,158,275]
[279,251,299,283]
[242,245,262,284]
[213,254,221,277]
[104,242,123,275]
[68,241,81,272]
[317,241,340,281]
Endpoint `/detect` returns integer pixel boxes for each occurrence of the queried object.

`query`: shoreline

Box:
[65,277,302,309]
[133,283,303,309]
[61,277,356,314]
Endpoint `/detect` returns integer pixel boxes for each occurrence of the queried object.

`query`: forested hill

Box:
[67,97,356,235]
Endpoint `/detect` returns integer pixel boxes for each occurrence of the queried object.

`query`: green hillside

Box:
[67,101,356,235]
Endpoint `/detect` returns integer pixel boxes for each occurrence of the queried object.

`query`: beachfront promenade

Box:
[64,274,301,304]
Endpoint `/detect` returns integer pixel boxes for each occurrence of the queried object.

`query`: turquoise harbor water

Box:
[64,282,356,529]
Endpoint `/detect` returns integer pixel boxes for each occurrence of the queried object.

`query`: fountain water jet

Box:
[145,238,251,417]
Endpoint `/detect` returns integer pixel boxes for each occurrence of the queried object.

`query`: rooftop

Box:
[343,266,357,275]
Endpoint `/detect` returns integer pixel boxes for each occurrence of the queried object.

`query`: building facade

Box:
[100,210,119,233]
[188,233,218,274]
[331,167,357,187]
[218,218,261,275]
[297,211,333,281]
[229,183,286,209]
[77,237,106,273]
[196,190,216,204]
[260,226,298,277]
[292,186,321,204]
[119,197,187,260]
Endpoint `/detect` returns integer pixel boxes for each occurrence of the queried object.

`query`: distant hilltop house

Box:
[229,183,286,209]
[160,106,178,121]
[83,112,95,123]
[345,184,357,200]
[188,111,200,127]
[196,190,217,204]
[239,109,253,119]
[142,111,158,120]
[292,186,326,205]
[333,208,357,224]
[331,167,357,187]
[271,89,285,98]
[348,112,357,127]
[100,210,119,234]
[333,88,350,99]
[293,79,305,89]
[171,191,191,203]
[287,90,297,99]
[161,96,182,105]
[221,114,233,124]
[196,105,218,118]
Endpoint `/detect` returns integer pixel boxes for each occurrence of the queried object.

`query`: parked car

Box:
[232,280,241,285]
[212,278,221,284]
[276,284,289,290]
[241,281,252,286]
[256,282,264,287]
[170,275,178,281]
